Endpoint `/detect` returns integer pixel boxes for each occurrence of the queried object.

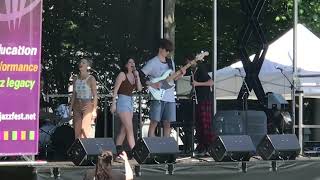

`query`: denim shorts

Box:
[116,94,133,113]
[149,100,176,122]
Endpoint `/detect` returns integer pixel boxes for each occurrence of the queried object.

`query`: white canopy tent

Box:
[213,24,320,99]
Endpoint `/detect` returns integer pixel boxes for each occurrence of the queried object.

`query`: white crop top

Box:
[75,76,93,99]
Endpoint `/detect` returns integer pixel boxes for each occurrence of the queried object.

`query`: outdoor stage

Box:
[1,156,320,180]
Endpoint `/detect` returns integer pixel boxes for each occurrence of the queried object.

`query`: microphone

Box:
[275,66,283,72]
[132,66,139,78]
[87,67,98,73]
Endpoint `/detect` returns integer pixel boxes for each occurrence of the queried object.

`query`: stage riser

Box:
[1,160,320,180]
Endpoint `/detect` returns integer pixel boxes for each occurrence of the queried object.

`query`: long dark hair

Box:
[120,56,135,74]
[95,151,113,180]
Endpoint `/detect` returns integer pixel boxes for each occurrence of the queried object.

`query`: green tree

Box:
[175,0,320,69]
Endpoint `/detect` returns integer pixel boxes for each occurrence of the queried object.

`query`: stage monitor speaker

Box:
[257,134,300,160]
[209,135,256,162]
[67,138,117,166]
[133,137,179,164]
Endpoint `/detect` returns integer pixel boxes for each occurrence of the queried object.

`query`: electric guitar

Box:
[148,51,209,100]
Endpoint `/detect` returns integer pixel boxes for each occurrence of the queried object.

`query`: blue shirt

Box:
[141,56,176,102]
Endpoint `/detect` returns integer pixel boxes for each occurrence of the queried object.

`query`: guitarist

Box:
[141,39,186,137]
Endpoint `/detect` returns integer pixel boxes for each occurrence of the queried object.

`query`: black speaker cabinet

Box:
[133,137,179,164]
[209,135,256,162]
[67,138,116,166]
[213,110,267,147]
[257,134,300,160]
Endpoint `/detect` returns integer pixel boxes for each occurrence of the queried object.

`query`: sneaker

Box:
[193,149,206,157]
[204,151,211,157]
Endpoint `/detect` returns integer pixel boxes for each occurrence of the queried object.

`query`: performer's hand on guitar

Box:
[180,67,187,76]
[174,67,187,81]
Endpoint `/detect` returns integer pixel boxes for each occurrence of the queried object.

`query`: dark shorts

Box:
[149,100,176,122]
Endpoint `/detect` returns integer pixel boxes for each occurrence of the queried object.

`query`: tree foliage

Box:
[42,0,320,94]
[175,0,320,69]
[42,0,160,95]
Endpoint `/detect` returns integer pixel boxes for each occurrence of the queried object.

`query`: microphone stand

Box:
[237,69,249,111]
[191,71,198,105]
[237,69,250,134]
[89,69,111,138]
[277,68,295,91]
[277,68,297,134]
[190,70,197,157]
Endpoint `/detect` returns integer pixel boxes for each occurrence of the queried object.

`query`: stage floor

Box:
[1,156,320,180]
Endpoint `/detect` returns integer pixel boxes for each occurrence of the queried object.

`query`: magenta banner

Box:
[0,0,42,155]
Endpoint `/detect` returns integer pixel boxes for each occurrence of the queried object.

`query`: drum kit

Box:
[38,106,75,160]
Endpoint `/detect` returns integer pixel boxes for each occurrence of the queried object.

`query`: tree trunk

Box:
[164,0,176,57]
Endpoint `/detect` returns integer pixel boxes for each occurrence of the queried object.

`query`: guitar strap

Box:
[165,58,174,70]
[138,69,148,86]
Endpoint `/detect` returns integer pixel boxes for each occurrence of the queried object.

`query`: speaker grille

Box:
[67,138,116,166]
[210,135,255,162]
[133,137,179,164]
[257,134,300,160]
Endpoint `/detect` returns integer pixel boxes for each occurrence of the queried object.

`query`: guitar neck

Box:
[166,62,193,82]
[164,51,208,82]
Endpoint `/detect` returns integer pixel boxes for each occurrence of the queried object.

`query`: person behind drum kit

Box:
[185,54,215,156]
[69,58,98,139]
[111,56,142,153]
[140,39,186,137]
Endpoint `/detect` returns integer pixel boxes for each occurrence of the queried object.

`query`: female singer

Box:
[69,58,98,139]
[111,57,142,152]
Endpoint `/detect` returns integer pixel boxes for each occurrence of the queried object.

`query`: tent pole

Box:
[292,0,298,135]
[212,0,217,115]
[298,93,303,154]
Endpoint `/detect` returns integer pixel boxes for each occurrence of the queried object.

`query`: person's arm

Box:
[174,67,187,81]
[134,70,142,91]
[119,151,133,180]
[89,75,98,120]
[111,72,125,113]
[141,60,161,88]
[69,77,77,114]
[193,79,214,87]
[193,65,214,87]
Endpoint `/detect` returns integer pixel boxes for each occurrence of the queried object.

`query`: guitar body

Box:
[148,70,175,100]
[147,51,209,100]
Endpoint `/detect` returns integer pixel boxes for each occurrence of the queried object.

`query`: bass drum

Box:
[39,123,56,150]
[39,123,75,160]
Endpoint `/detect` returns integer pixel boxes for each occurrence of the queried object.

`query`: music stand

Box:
[176,76,197,156]
[176,76,192,98]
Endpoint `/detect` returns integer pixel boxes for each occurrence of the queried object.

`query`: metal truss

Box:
[238,0,268,106]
